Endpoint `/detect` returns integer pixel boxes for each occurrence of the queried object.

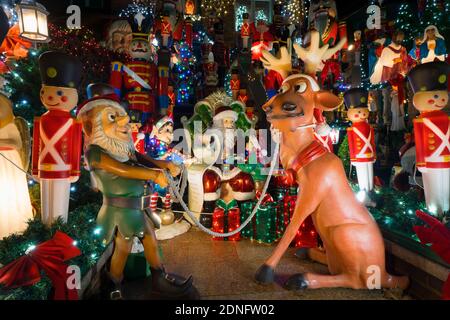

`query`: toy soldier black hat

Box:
[231,68,239,75]
[0,8,9,45]
[39,51,82,88]
[214,21,224,34]
[344,88,369,109]
[407,61,450,93]
[242,12,249,19]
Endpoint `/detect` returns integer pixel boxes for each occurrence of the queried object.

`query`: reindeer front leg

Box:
[255,181,320,284]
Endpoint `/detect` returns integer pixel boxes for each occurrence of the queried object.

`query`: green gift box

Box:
[240,201,278,244]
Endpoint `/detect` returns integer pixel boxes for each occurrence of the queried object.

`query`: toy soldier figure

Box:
[408,61,450,216]
[160,11,172,48]
[230,68,241,100]
[345,88,376,193]
[240,13,252,51]
[32,51,83,225]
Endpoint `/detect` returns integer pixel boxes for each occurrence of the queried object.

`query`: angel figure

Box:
[0,93,33,239]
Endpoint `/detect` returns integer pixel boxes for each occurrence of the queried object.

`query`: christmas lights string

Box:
[165,138,280,238]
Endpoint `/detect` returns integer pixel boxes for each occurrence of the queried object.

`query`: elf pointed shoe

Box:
[284,273,309,291]
[104,272,124,300]
[151,267,193,297]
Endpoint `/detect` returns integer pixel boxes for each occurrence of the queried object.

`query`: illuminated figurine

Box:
[240,13,253,51]
[0,93,33,238]
[160,11,172,48]
[110,14,157,124]
[345,88,376,193]
[420,25,447,64]
[230,68,241,101]
[32,51,83,226]
[147,116,178,225]
[408,61,450,216]
[238,86,249,106]
[77,95,192,299]
[255,43,409,291]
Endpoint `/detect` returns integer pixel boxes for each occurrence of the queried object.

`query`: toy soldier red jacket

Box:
[413,110,450,169]
[32,109,82,179]
[347,121,376,162]
[230,78,240,91]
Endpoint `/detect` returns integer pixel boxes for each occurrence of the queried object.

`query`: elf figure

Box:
[240,13,253,51]
[420,25,447,64]
[32,51,82,225]
[147,116,185,225]
[345,88,376,193]
[110,14,157,125]
[230,68,241,101]
[408,61,450,216]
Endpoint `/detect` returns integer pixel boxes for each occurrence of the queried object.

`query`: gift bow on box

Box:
[413,210,450,300]
[0,231,81,300]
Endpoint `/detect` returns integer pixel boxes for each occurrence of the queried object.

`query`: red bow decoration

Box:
[0,24,32,61]
[0,231,81,300]
[413,210,450,300]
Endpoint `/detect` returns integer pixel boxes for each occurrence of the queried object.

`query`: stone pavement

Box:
[155,227,410,300]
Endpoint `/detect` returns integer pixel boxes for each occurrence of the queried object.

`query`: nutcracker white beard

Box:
[89,112,135,162]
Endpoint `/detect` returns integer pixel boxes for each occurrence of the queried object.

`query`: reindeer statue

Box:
[254,31,409,291]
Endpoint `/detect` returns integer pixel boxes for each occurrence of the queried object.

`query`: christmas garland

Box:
[0,170,104,300]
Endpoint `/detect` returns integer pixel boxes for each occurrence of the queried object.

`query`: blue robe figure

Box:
[420,25,447,63]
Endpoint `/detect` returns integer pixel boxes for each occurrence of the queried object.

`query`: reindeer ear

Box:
[313,91,343,112]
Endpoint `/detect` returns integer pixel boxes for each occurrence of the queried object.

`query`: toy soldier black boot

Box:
[150,266,193,297]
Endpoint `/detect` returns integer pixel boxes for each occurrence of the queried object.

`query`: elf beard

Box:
[89,117,135,162]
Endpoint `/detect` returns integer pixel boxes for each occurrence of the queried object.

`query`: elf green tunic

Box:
[86,144,152,245]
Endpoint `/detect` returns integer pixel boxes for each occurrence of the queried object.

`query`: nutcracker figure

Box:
[240,13,253,51]
[110,14,157,124]
[230,68,240,100]
[32,51,82,226]
[408,61,450,216]
[344,88,376,193]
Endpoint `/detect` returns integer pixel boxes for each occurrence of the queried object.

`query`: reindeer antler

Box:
[260,46,292,80]
[294,30,347,75]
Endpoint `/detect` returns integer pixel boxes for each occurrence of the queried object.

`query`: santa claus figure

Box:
[32,51,82,225]
[408,61,450,216]
[420,25,447,64]
[0,93,33,238]
[110,14,157,124]
[345,88,376,193]
[189,93,255,214]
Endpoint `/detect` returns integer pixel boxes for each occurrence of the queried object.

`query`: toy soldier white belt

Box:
[353,127,374,158]
[38,119,73,171]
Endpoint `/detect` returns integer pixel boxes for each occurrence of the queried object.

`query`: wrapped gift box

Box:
[212,199,241,241]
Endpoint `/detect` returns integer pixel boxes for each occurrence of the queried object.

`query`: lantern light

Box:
[16,0,49,43]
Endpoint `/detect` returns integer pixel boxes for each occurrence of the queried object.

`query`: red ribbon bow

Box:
[0,231,81,300]
[413,210,450,300]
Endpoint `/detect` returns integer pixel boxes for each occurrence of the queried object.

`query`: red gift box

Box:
[212,200,241,241]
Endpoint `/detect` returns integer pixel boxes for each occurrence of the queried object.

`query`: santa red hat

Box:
[213,105,238,122]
